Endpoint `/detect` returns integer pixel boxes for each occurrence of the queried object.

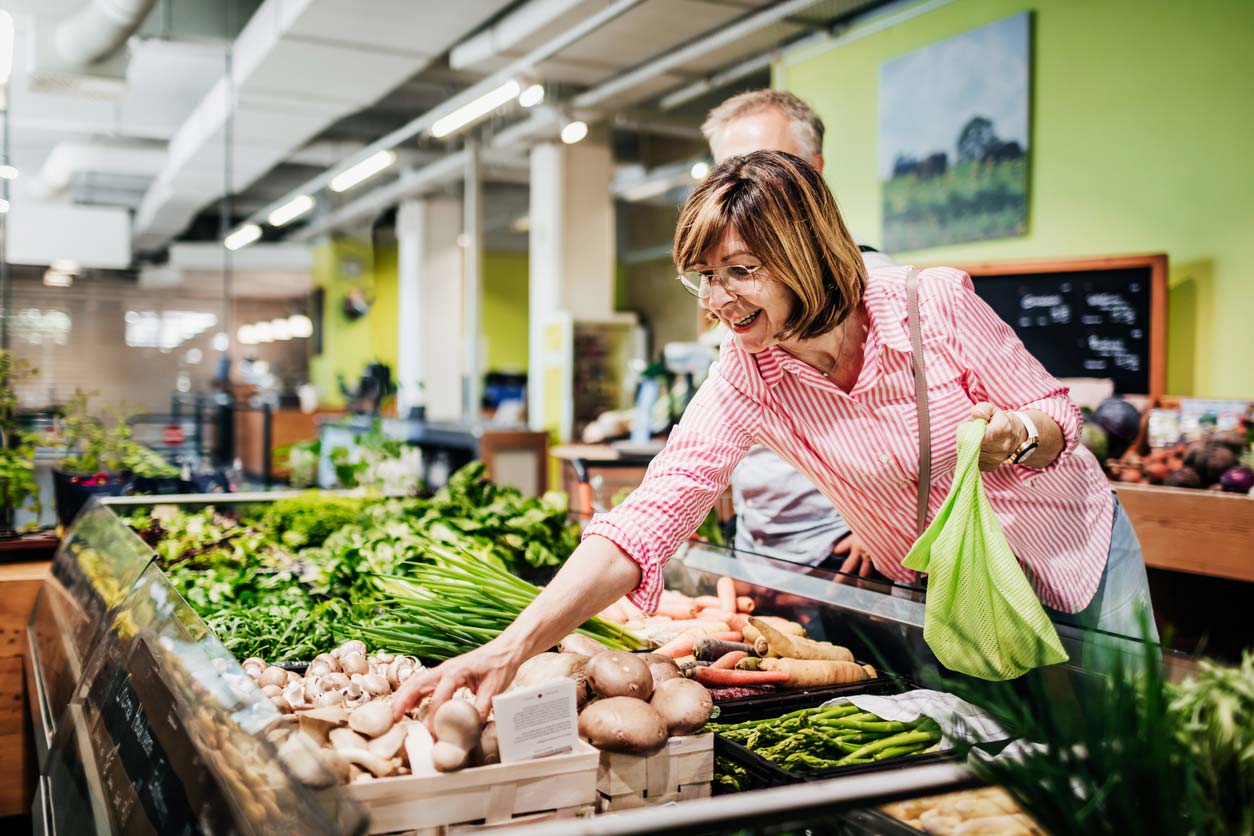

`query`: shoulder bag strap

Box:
[906,267,930,536]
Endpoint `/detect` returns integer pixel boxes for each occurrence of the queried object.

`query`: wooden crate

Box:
[345,742,599,835]
[596,733,714,812]
[1116,482,1254,583]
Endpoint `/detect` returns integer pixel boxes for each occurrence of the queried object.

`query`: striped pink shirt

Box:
[584,266,1114,614]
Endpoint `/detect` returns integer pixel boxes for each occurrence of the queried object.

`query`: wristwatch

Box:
[1008,411,1040,465]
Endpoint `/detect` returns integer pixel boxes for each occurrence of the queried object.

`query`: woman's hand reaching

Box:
[391,638,523,726]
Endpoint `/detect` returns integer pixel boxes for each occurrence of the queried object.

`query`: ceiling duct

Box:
[132,0,515,253]
[55,0,158,66]
[450,0,587,70]
[28,138,166,199]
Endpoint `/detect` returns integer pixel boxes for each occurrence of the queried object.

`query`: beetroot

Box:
[1183,442,1238,485]
[1219,465,1254,493]
[1163,467,1204,489]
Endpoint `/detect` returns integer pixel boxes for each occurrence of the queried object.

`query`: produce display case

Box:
[25,493,367,835]
[25,493,1196,834]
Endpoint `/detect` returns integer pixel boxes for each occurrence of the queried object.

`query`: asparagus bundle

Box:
[712,702,942,773]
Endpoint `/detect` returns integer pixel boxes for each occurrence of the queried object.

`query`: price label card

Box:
[492,678,580,764]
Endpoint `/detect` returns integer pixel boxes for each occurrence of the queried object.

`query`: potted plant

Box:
[0,352,42,537]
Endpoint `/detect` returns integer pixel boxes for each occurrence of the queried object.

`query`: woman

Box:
[393,151,1153,721]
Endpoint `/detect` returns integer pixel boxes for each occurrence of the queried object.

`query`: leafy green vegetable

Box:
[1169,650,1254,835]
[256,493,371,548]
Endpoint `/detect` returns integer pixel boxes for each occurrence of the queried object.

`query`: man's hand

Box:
[831,533,874,584]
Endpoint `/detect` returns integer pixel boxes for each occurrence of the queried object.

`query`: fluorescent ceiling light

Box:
[519,83,545,108]
[253,321,274,343]
[268,194,314,227]
[0,199,9,214]
[212,332,230,352]
[50,258,81,274]
[224,223,262,251]
[329,150,396,193]
[0,164,17,180]
[431,79,521,138]
[690,161,710,180]
[287,314,313,338]
[561,120,588,145]
[0,12,13,87]
[43,270,73,288]
[271,318,292,340]
[238,324,257,345]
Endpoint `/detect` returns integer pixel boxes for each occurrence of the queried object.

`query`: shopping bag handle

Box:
[907,267,930,536]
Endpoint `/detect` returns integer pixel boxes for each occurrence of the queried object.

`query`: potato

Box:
[640,653,682,691]
[584,651,654,700]
[649,678,712,736]
[578,697,668,755]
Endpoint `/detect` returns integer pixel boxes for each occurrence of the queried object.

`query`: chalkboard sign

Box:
[955,254,1167,396]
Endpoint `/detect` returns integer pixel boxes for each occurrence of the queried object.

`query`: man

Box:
[701,89,894,579]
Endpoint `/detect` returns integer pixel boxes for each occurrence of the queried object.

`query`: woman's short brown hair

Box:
[673,150,866,341]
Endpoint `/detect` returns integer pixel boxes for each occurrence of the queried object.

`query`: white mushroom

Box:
[333,640,367,659]
[321,672,350,692]
[277,734,333,787]
[261,684,283,699]
[316,690,346,708]
[374,652,395,665]
[270,696,293,714]
[354,673,391,697]
[340,653,369,676]
[328,728,371,751]
[367,724,407,760]
[307,661,332,679]
[259,666,288,689]
[313,653,340,673]
[285,670,301,687]
[348,700,394,738]
[338,747,396,778]
[303,677,325,703]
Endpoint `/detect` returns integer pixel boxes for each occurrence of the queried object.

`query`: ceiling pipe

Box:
[247,0,647,228]
[659,0,956,110]
[450,0,587,70]
[572,0,826,109]
[55,0,158,66]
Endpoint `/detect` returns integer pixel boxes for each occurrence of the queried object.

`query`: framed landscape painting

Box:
[879,12,1031,251]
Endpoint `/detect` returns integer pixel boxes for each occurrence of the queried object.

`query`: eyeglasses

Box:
[677,263,764,299]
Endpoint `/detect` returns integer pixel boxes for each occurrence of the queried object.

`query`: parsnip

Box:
[748,616,854,662]
[758,657,871,687]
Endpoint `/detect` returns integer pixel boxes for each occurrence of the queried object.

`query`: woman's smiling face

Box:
[697,228,795,354]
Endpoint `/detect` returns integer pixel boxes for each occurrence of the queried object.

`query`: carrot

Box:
[710,651,749,670]
[716,576,737,614]
[655,634,698,658]
[748,616,854,662]
[725,613,750,632]
[707,631,743,643]
[692,638,754,662]
[735,596,756,614]
[660,590,697,606]
[694,595,723,609]
[653,601,698,619]
[696,608,735,622]
[694,667,789,687]
[758,657,870,687]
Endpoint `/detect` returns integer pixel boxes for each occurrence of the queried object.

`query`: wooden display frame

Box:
[945,253,1168,397]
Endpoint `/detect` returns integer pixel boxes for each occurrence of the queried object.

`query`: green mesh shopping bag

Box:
[902,419,1068,680]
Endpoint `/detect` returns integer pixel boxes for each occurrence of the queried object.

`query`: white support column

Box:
[396,196,464,422]
[463,139,484,422]
[528,137,618,437]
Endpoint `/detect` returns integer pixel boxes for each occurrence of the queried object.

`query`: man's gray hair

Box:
[701,89,825,160]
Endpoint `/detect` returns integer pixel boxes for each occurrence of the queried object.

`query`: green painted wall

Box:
[777,0,1254,397]
[310,237,396,407]
[312,241,529,405]
[482,252,530,372]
